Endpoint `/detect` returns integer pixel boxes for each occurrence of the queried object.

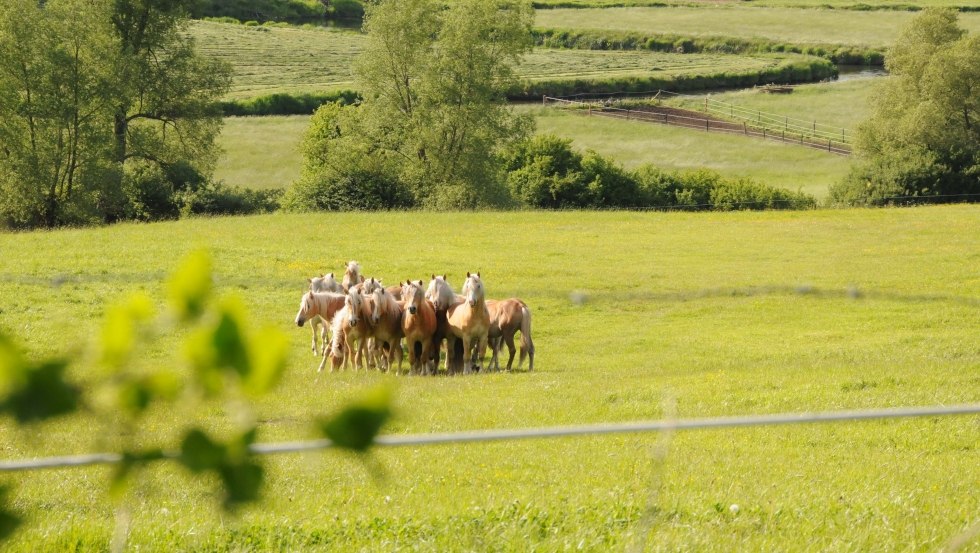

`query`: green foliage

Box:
[179,428,264,508]
[295,0,535,209]
[834,9,980,205]
[0,487,19,541]
[503,134,817,209]
[221,90,360,116]
[0,335,79,424]
[319,385,393,452]
[191,0,328,22]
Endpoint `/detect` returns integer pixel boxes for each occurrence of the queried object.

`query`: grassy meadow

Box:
[1,208,979,551]
[534,7,980,48]
[531,0,980,7]
[215,107,854,198]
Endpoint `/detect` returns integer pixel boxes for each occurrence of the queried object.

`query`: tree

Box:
[0,0,117,227]
[297,0,534,210]
[831,9,979,205]
[0,0,230,228]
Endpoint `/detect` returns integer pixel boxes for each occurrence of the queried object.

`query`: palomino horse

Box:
[485,299,534,371]
[325,288,369,371]
[342,260,365,292]
[305,273,342,355]
[446,272,490,375]
[425,275,464,373]
[401,280,437,375]
[367,285,404,373]
[295,290,346,359]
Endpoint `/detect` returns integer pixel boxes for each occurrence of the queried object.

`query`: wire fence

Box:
[543,91,853,155]
[2,404,979,472]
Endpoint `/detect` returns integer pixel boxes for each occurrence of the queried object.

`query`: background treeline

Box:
[191,0,364,22]
[285,131,816,211]
[533,28,886,66]
[530,1,980,10]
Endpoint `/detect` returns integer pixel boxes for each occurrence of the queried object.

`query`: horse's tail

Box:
[520,304,534,371]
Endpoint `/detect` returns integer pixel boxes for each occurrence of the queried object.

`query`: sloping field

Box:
[535,6,980,47]
[188,21,828,99]
[528,106,851,198]
[532,0,980,7]
[1,208,978,550]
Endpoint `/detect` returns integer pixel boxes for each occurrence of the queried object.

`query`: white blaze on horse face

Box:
[371,288,384,324]
[295,294,310,327]
[346,290,361,327]
[464,275,482,307]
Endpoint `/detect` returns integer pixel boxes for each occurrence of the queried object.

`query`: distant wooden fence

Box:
[543,94,852,156]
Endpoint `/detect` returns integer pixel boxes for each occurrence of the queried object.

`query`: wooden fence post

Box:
[706,118,709,131]
[743,122,747,135]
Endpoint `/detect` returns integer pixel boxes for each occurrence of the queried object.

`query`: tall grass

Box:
[0,208,978,550]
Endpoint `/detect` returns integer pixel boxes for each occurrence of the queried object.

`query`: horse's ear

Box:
[417,279,423,286]
[442,274,447,280]
[431,274,435,280]
[307,278,312,283]
[327,272,333,278]
[477,272,481,278]
[466,271,471,278]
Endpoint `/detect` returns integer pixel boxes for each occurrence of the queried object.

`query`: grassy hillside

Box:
[1,208,978,550]
[189,20,833,100]
[532,0,980,7]
[534,7,980,47]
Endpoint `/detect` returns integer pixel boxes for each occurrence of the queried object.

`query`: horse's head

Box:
[369,286,387,325]
[426,275,453,310]
[403,280,424,315]
[295,291,313,327]
[345,289,362,328]
[343,261,362,291]
[362,277,382,295]
[311,272,340,293]
[463,272,484,307]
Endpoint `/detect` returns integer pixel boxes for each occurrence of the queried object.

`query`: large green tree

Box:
[293,0,534,210]
[0,0,230,228]
[832,9,979,205]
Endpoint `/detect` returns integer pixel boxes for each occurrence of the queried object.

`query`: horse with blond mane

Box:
[446,272,490,374]
[342,260,365,292]
[325,288,370,371]
[304,273,342,355]
[426,275,464,373]
[295,290,346,363]
[367,285,404,373]
[401,280,437,375]
[485,299,534,371]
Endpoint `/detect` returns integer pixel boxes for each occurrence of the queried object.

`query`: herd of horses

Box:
[294,261,535,375]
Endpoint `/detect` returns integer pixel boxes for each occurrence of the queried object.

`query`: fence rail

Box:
[543,93,852,156]
[2,404,978,472]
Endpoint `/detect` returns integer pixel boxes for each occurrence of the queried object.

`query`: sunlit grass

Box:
[1,208,978,550]
[534,7,980,48]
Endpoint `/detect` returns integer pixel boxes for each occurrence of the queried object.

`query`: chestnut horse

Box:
[446,272,490,375]
[401,280,437,375]
[325,288,369,371]
[305,273,342,355]
[295,290,346,359]
[368,285,404,373]
[485,299,534,371]
[425,275,464,373]
[341,260,365,292]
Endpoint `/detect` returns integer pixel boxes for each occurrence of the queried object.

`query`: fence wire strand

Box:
[2,404,978,472]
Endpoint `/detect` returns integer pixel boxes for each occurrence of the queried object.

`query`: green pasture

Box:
[663,76,879,132]
[215,115,309,189]
[189,20,832,100]
[1,208,978,551]
[531,0,980,8]
[534,7,980,48]
[526,105,850,198]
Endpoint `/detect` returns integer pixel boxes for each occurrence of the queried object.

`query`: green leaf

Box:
[178,429,226,473]
[167,250,212,322]
[0,333,26,397]
[3,359,79,423]
[117,370,181,417]
[0,486,20,542]
[319,385,393,452]
[100,293,154,369]
[219,461,264,508]
[242,326,288,397]
[109,449,165,499]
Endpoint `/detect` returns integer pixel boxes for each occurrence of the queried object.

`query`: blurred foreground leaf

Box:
[0,335,78,423]
[0,486,20,541]
[319,386,393,452]
[179,427,263,509]
[100,293,155,369]
[167,250,212,322]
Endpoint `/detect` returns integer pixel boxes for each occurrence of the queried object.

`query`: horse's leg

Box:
[311,317,320,355]
[460,336,472,375]
[504,331,517,371]
[476,335,488,373]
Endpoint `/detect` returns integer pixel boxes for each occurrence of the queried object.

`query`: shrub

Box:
[283,168,413,212]
[179,183,283,217]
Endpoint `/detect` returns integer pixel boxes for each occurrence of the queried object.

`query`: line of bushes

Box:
[534,28,886,65]
[284,133,816,212]
[190,0,365,23]
[508,57,837,101]
[221,91,360,116]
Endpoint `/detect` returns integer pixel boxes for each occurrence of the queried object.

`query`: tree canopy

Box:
[832,9,979,205]
[0,0,231,228]
[289,0,535,210]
